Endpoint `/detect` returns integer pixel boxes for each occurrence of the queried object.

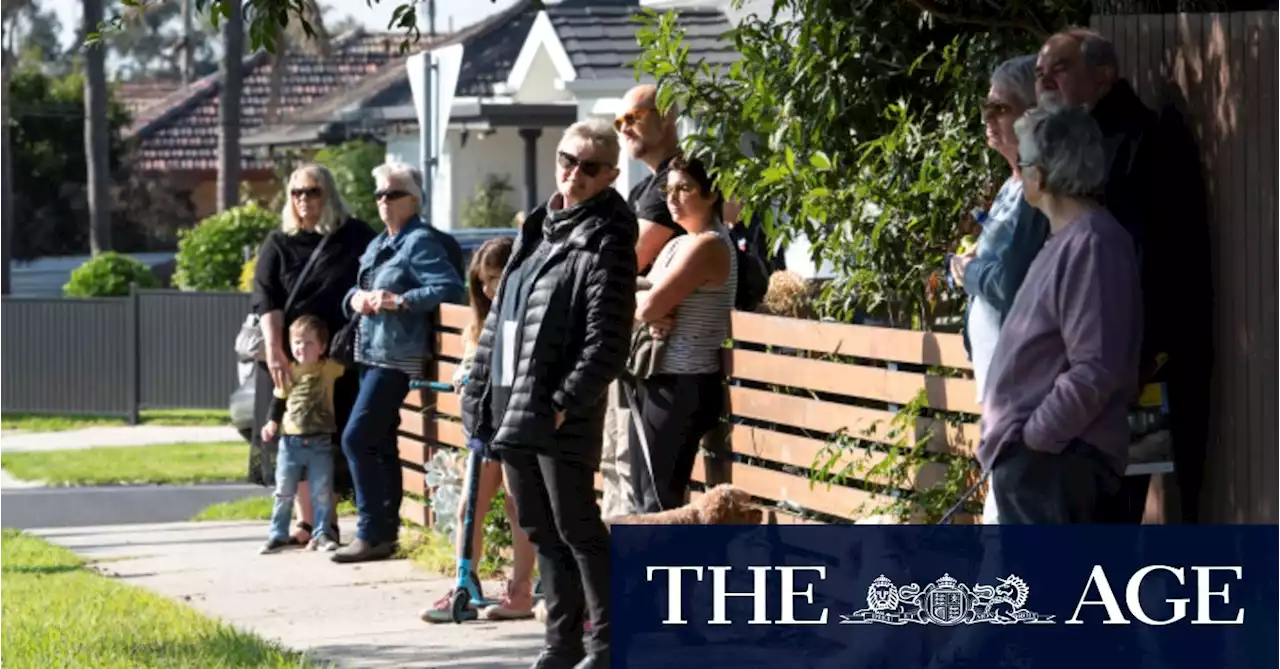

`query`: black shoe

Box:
[258,538,290,554]
[574,652,609,669]
[330,538,395,563]
[530,646,586,669]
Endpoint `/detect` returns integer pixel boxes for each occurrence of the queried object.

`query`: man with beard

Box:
[1035,28,1212,523]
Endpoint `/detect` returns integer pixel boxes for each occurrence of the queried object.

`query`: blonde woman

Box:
[250,163,377,546]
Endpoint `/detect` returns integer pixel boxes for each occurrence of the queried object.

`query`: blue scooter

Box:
[409,377,498,623]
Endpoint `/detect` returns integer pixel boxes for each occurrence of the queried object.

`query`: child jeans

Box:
[269,435,335,541]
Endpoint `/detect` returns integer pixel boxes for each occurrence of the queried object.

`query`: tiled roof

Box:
[128,31,431,172]
[364,0,734,108]
[115,81,184,119]
[548,1,736,80]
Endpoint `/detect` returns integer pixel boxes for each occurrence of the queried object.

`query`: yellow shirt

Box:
[273,360,346,436]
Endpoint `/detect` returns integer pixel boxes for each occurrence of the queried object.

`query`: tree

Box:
[0,0,25,295]
[460,174,520,229]
[108,0,219,82]
[84,0,112,254]
[215,0,241,212]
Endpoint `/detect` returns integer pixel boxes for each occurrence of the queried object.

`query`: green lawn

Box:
[194,495,357,522]
[0,409,232,433]
[0,442,248,486]
[0,529,313,668]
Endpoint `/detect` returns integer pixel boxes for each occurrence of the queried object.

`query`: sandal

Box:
[289,521,313,546]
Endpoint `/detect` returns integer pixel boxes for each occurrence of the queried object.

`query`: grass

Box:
[0,409,232,433]
[0,529,314,668]
[194,495,358,522]
[0,442,248,486]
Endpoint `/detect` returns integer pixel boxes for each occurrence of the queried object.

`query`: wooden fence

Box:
[396,304,989,527]
[1092,11,1279,523]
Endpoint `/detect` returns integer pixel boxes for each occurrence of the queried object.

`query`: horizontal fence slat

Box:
[400,498,429,526]
[399,407,426,436]
[398,437,428,467]
[729,349,981,415]
[729,386,979,457]
[730,311,972,370]
[402,466,426,497]
[730,424,950,491]
[689,454,880,520]
[439,303,469,330]
[436,331,465,360]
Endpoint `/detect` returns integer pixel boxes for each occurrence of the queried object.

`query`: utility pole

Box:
[180,0,194,87]
[418,0,436,224]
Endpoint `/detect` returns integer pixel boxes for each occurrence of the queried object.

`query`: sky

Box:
[43,0,521,56]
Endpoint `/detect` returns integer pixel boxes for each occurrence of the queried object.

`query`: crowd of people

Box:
[239,24,1209,669]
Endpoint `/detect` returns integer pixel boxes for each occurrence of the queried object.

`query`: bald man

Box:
[1036,28,1212,525]
[617,84,686,274]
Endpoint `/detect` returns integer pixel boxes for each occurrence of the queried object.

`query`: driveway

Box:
[1,483,267,529]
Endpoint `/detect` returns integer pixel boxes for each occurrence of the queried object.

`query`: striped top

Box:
[353,266,423,378]
[650,222,737,375]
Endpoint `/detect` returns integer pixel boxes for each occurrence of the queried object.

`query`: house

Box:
[243,0,739,232]
[124,30,442,219]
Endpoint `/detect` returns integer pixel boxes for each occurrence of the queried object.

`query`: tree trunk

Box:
[217,0,243,212]
[2,48,13,294]
[83,0,111,254]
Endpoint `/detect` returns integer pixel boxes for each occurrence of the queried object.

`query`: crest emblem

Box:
[840,573,1055,626]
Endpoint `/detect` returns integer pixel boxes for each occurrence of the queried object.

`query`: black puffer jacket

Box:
[461,188,638,466]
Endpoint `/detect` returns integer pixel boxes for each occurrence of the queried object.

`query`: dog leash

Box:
[621,379,664,512]
[937,469,990,525]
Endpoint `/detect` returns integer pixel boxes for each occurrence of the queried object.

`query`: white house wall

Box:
[387,124,564,231]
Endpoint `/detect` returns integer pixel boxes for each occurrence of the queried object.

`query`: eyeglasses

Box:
[290,187,322,200]
[557,151,606,178]
[659,182,698,197]
[613,106,656,132]
[375,189,411,202]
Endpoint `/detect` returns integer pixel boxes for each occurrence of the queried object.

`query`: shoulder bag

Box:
[234,233,332,362]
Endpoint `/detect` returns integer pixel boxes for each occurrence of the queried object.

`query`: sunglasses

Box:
[375,189,411,202]
[290,187,322,199]
[982,100,1016,118]
[557,151,607,178]
[613,106,655,132]
[659,182,698,196]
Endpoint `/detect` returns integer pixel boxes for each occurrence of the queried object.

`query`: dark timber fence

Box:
[2,289,252,420]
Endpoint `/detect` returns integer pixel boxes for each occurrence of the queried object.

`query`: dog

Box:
[531,485,763,623]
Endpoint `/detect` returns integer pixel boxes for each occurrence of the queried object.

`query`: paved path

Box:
[2,484,268,529]
[0,425,243,453]
[32,521,545,668]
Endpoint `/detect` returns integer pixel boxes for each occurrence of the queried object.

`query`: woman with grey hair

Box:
[463,118,638,668]
[950,54,1049,524]
[976,104,1143,524]
[250,163,377,547]
[331,162,465,563]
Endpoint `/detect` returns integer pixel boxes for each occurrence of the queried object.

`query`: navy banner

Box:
[610,525,1278,669]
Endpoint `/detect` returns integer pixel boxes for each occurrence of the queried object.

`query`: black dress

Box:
[249,217,378,494]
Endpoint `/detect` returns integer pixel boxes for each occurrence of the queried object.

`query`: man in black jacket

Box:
[462,118,638,669]
[1036,28,1213,523]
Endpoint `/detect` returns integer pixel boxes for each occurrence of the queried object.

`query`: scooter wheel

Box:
[450,588,472,624]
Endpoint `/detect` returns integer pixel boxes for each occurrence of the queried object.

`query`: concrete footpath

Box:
[32,520,545,668]
[1,425,243,453]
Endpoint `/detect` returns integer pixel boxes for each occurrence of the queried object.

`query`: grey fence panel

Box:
[137,290,252,410]
[1,298,132,416]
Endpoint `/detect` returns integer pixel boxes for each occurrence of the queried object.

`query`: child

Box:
[421,236,538,622]
[259,315,346,554]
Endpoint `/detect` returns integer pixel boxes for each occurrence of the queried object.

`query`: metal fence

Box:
[2,289,252,419]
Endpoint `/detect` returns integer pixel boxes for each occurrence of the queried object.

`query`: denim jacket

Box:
[343,216,464,365]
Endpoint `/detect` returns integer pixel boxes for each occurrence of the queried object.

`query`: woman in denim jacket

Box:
[332,162,464,564]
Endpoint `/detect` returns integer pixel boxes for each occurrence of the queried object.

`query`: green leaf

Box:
[809,151,833,170]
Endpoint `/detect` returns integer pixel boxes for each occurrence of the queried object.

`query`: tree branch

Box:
[900,0,1050,39]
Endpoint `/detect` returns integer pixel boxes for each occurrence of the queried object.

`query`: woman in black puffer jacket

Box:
[462,118,637,669]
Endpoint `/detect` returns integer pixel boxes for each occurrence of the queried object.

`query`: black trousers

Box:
[626,373,723,513]
[503,448,611,655]
[992,439,1123,524]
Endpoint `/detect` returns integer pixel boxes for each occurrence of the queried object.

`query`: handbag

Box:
[328,312,361,367]
[234,233,332,361]
[626,323,666,380]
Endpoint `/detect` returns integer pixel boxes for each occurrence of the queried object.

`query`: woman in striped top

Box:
[628,155,737,513]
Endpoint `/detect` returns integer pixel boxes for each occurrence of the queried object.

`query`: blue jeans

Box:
[269,435,335,541]
[342,365,411,543]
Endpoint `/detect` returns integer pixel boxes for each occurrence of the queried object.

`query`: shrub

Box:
[63,252,159,297]
[239,256,257,293]
[460,174,520,229]
[313,140,385,230]
[173,202,278,292]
